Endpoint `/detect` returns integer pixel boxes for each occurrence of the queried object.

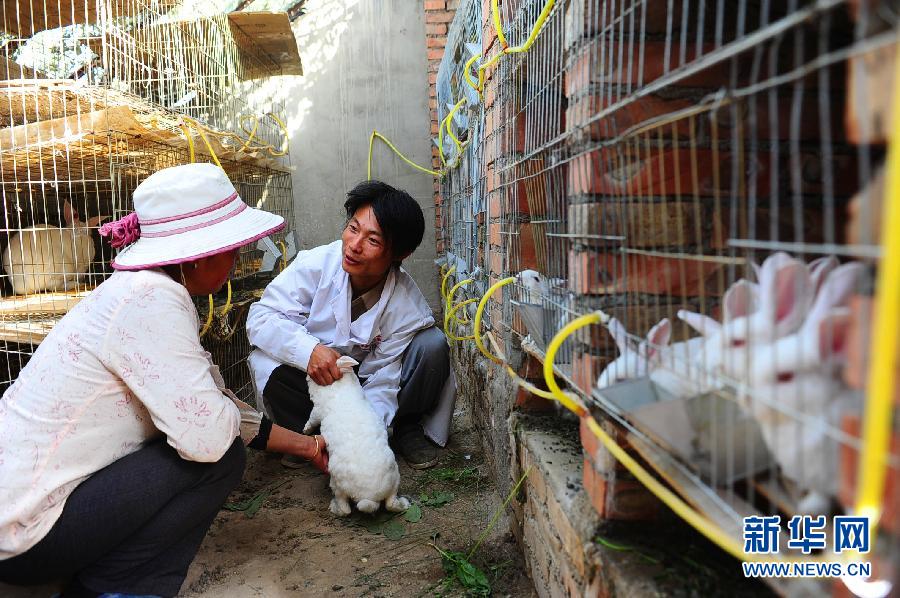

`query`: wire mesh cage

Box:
[439,0,900,588]
[0,1,298,402]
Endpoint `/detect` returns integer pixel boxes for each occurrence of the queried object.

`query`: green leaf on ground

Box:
[439,549,490,595]
[404,503,423,522]
[382,518,407,540]
[222,480,288,518]
[420,490,454,507]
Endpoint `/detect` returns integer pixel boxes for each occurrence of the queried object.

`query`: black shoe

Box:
[396,425,440,470]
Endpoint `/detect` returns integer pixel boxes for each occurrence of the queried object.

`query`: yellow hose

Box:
[473,276,514,364]
[199,294,215,338]
[180,123,196,162]
[464,52,482,92]
[440,265,456,301]
[278,240,288,272]
[477,0,556,92]
[540,312,871,565]
[491,0,509,49]
[856,40,900,542]
[368,130,442,179]
[444,278,474,332]
[220,280,233,317]
[445,99,467,159]
[446,299,477,341]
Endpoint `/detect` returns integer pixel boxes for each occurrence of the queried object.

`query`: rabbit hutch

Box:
[0,0,301,400]
[436,0,900,593]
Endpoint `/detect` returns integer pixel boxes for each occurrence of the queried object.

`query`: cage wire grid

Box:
[439,0,900,583]
[0,0,297,402]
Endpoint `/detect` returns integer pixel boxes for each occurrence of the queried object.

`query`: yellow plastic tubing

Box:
[856,40,900,542]
[472,276,583,411]
[478,0,556,92]
[367,130,442,179]
[446,298,477,341]
[445,278,474,332]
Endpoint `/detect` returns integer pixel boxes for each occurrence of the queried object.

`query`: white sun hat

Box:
[101,163,285,270]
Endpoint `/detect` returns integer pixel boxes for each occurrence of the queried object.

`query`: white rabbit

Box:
[3,202,107,295]
[678,252,813,385]
[595,317,668,388]
[743,328,857,515]
[303,356,409,516]
[596,316,721,398]
[748,262,865,385]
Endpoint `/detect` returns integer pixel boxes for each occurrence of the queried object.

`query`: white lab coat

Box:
[247,240,436,429]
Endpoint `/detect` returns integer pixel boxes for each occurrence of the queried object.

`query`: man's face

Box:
[341,205,393,281]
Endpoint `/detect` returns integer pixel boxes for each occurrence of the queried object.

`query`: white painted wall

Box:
[254,0,440,310]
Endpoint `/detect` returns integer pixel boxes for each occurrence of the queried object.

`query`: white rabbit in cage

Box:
[2,201,108,295]
[743,328,856,515]
[595,317,667,388]
[748,262,865,386]
[678,252,813,385]
[596,317,721,398]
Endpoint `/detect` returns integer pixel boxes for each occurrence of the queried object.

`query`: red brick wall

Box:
[425,0,458,255]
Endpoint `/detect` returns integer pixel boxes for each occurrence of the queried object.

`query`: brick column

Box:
[424,0,457,255]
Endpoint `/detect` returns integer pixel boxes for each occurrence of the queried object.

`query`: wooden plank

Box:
[752,476,801,517]
[627,431,746,540]
[0,315,58,344]
[0,289,89,315]
[228,12,303,79]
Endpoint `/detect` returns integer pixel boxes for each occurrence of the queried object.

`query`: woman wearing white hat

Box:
[0,164,327,598]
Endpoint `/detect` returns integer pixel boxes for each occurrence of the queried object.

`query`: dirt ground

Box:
[1,413,536,598]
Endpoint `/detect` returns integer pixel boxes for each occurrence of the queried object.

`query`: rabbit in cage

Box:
[741,320,857,515]
[677,252,814,386]
[303,356,409,516]
[596,316,721,398]
[2,201,108,295]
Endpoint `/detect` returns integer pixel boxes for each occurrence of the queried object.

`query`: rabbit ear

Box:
[336,356,359,372]
[639,318,671,362]
[606,317,635,354]
[806,262,866,328]
[760,257,813,335]
[723,279,757,322]
[87,215,110,227]
[63,201,80,226]
[677,309,721,336]
[808,255,839,294]
[816,309,852,361]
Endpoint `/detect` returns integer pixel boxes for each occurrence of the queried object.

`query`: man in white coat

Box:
[246,180,452,469]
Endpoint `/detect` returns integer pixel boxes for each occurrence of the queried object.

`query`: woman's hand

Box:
[308,434,329,474]
[307,344,342,386]
[265,423,329,474]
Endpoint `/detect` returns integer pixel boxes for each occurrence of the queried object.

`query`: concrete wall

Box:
[258,0,440,311]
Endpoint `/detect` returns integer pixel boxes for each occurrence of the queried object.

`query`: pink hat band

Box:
[139,192,246,238]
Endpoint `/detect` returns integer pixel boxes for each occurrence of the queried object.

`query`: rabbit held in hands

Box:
[303,356,409,516]
[2,202,107,295]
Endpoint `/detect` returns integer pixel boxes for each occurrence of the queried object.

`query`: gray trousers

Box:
[262,326,451,434]
[0,437,246,597]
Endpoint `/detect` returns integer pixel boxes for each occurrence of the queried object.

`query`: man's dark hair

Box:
[344,180,425,263]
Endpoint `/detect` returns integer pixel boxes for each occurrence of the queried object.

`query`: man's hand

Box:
[307,344,343,386]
